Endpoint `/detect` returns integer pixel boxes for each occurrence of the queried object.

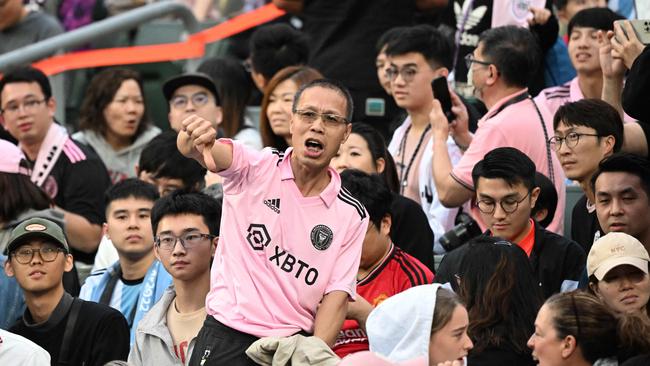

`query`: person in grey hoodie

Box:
[365,284,473,366]
[129,191,221,365]
[73,68,160,184]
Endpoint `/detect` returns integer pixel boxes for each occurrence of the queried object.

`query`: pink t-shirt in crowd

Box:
[205,140,368,338]
[451,89,566,234]
[535,77,636,123]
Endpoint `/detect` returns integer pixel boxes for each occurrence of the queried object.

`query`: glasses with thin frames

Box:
[169,92,211,110]
[293,109,349,127]
[155,232,215,252]
[385,66,418,83]
[548,132,601,151]
[12,246,66,264]
[0,98,46,116]
[464,54,492,69]
[476,191,531,214]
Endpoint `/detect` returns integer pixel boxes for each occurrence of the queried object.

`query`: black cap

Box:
[162,72,221,105]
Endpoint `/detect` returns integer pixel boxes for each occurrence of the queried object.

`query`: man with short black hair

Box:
[384,24,464,252]
[179,79,367,365]
[130,191,222,365]
[248,23,309,91]
[5,217,129,365]
[591,153,650,251]
[551,99,623,252]
[435,147,585,299]
[80,179,172,344]
[430,26,566,234]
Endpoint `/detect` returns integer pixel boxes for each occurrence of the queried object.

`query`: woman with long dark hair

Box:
[458,236,543,365]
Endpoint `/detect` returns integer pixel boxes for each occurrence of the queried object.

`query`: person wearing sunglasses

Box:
[435,147,585,299]
[4,217,129,365]
[79,179,172,345]
[130,191,222,366]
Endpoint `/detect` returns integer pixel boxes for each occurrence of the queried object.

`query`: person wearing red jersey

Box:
[335,170,434,358]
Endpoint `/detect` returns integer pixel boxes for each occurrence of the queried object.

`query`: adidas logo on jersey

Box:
[264,198,281,214]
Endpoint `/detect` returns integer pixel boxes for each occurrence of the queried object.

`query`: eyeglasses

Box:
[169,92,211,110]
[293,109,349,127]
[0,98,47,116]
[154,232,215,251]
[548,132,601,151]
[464,54,492,69]
[385,66,419,83]
[11,246,66,265]
[476,191,531,214]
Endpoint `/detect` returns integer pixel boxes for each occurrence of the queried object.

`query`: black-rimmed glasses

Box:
[464,54,492,69]
[476,191,531,214]
[548,132,601,151]
[11,246,66,264]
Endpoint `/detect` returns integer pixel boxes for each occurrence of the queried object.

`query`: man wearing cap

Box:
[162,72,223,133]
[587,232,650,315]
[4,217,129,365]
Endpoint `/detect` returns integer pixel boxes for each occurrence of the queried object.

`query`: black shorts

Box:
[189,316,259,366]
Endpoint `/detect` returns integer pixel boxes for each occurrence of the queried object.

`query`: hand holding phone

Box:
[431,76,455,123]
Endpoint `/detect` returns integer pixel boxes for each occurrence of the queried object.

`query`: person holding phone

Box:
[383,25,467,253]
[429,26,566,235]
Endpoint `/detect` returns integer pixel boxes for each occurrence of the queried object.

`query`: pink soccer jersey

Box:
[205,139,368,337]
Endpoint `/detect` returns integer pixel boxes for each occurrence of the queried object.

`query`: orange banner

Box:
[33,4,286,75]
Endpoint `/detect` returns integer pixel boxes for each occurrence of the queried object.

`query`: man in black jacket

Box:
[4,217,129,365]
[435,147,585,299]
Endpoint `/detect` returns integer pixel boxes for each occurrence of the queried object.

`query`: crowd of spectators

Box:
[2,0,650,365]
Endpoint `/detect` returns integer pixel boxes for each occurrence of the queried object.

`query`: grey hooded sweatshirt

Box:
[73,126,160,183]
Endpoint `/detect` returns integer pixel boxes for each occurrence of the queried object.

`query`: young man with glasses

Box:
[4,217,129,365]
[178,79,368,365]
[80,179,172,345]
[435,147,585,299]
[129,191,221,365]
[383,25,468,253]
[162,73,223,133]
[551,99,623,253]
[0,66,111,279]
[429,26,566,235]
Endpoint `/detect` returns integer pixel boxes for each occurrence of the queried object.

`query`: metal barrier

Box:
[0,2,199,71]
[0,2,199,123]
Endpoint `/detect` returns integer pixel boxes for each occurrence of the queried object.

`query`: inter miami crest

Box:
[310,224,333,251]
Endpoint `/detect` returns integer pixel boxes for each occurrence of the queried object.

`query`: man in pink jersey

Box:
[429,26,566,234]
[177,79,368,366]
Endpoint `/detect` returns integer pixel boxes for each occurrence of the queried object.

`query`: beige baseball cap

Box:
[587,232,650,280]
